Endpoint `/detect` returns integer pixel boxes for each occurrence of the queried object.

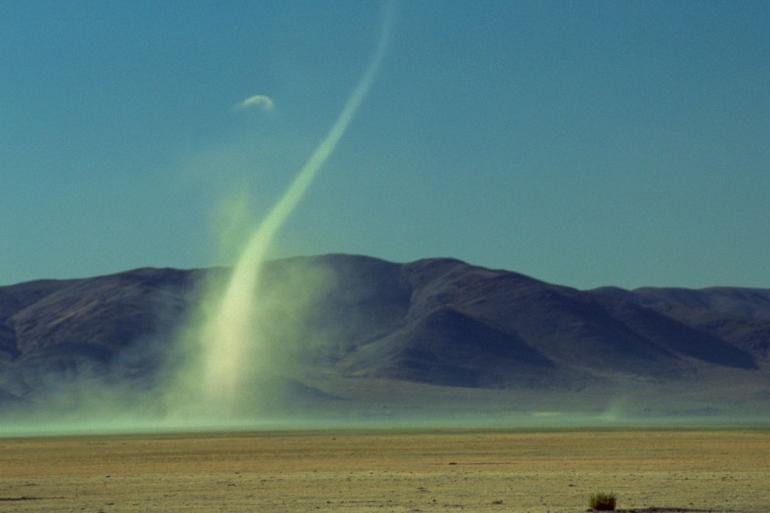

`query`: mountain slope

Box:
[0,254,767,409]
[591,286,770,360]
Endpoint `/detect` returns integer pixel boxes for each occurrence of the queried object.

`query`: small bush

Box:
[589,492,616,511]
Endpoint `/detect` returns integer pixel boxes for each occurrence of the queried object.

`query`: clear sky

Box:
[2,0,769,289]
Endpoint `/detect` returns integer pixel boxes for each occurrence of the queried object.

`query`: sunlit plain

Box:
[1,429,769,513]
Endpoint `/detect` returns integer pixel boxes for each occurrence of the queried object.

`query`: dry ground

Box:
[1,429,769,513]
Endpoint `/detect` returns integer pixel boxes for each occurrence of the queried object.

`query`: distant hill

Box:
[1,254,768,417]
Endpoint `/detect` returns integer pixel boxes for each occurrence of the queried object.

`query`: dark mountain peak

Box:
[276,252,398,268]
[0,254,767,404]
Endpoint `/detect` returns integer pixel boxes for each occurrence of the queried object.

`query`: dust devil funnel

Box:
[185,4,393,419]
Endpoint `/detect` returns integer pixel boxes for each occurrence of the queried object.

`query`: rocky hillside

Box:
[0,254,767,408]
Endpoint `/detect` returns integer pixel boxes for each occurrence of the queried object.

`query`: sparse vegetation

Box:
[589,492,617,511]
[2,432,768,513]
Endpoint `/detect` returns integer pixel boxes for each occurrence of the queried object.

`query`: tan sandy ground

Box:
[0,429,769,513]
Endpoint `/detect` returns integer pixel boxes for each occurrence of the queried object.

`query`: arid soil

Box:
[0,429,768,513]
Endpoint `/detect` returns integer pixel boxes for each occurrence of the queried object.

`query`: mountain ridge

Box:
[0,254,768,416]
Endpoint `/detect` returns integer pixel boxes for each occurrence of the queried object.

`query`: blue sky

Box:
[2,0,769,289]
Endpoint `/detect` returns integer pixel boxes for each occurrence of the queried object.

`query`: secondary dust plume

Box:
[173,3,394,419]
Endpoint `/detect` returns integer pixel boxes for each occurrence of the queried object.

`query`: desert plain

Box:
[1,429,769,513]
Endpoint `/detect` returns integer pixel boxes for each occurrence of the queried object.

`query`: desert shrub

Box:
[589,492,616,511]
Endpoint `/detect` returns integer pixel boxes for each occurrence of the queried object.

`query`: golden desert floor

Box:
[1,429,769,513]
